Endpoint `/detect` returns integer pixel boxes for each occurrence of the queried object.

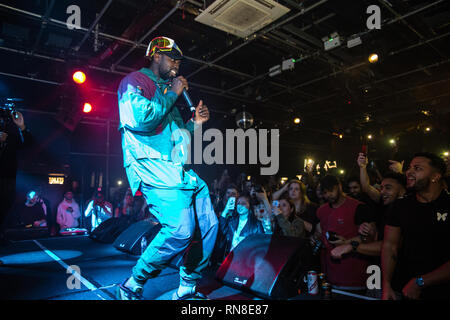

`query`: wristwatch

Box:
[415,277,425,287]
[350,240,360,252]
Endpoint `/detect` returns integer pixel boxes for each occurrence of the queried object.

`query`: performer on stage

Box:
[116,36,218,300]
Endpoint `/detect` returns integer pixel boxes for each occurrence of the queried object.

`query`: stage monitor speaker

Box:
[215,234,314,300]
[89,217,132,243]
[113,219,161,256]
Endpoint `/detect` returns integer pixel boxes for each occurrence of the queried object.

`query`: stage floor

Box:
[0,235,265,300]
[0,235,373,300]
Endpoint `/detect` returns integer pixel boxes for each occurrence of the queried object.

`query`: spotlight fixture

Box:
[83,103,92,113]
[389,139,396,145]
[368,53,379,63]
[425,127,431,132]
[73,71,86,84]
[294,117,301,124]
[339,169,345,175]
[367,134,373,140]
[443,151,449,157]
[332,132,344,139]
[117,180,123,186]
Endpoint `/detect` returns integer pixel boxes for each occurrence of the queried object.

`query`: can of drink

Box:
[307,271,319,295]
[322,282,331,300]
[318,273,326,287]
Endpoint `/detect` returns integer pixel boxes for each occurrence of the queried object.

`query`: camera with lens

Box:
[0,99,20,127]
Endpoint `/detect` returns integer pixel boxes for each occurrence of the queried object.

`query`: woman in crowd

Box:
[114,188,134,218]
[213,194,265,264]
[272,198,306,237]
[272,179,319,235]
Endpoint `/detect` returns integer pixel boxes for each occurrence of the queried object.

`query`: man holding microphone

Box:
[116,36,218,300]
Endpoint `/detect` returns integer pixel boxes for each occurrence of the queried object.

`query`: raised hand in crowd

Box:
[12,111,26,130]
[221,196,236,218]
[357,152,368,168]
[388,160,404,174]
[271,202,282,216]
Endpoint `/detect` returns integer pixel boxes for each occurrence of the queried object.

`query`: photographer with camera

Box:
[0,109,32,245]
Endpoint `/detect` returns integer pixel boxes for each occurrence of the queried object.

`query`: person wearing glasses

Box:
[116,36,218,300]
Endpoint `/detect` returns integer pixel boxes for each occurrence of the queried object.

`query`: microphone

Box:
[182,88,195,112]
[170,76,195,112]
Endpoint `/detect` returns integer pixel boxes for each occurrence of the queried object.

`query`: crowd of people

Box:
[3,148,449,300]
[207,151,449,300]
[6,186,151,235]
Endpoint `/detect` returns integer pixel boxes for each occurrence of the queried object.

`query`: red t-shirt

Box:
[317,196,371,288]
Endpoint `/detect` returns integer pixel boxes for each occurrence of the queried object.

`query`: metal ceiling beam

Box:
[264,23,450,102]
[31,0,55,54]
[0,45,268,106]
[110,0,184,70]
[302,58,450,121]
[365,77,450,103]
[185,0,329,79]
[378,0,446,59]
[74,0,114,52]
[0,2,317,94]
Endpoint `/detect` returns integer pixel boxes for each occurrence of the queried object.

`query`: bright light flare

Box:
[73,71,86,84]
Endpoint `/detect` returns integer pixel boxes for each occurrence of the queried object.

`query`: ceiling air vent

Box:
[195,0,290,38]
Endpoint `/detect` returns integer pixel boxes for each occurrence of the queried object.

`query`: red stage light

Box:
[83,103,92,113]
[73,71,86,84]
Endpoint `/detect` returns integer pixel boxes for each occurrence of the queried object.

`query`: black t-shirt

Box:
[353,202,376,225]
[386,189,450,299]
[18,203,46,226]
[372,200,389,240]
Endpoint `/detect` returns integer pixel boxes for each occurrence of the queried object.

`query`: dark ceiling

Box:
[0,0,449,175]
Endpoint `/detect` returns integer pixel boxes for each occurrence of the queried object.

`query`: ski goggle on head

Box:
[146,36,183,60]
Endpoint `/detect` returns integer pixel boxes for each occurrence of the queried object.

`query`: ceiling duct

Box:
[195,0,290,38]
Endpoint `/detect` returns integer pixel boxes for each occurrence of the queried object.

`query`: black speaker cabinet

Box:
[89,217,132,243]
[113,219,161,255]
[215,234,314,299]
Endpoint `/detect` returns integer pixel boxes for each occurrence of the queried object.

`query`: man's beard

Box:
[160,69,172,80]
[411,177,431,192]
[160,66,177,80]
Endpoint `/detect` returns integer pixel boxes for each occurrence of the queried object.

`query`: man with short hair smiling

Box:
[331,156,408,261]
[382,152,450,300]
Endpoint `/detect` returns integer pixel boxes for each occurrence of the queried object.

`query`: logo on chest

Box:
[437,212,448,222]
